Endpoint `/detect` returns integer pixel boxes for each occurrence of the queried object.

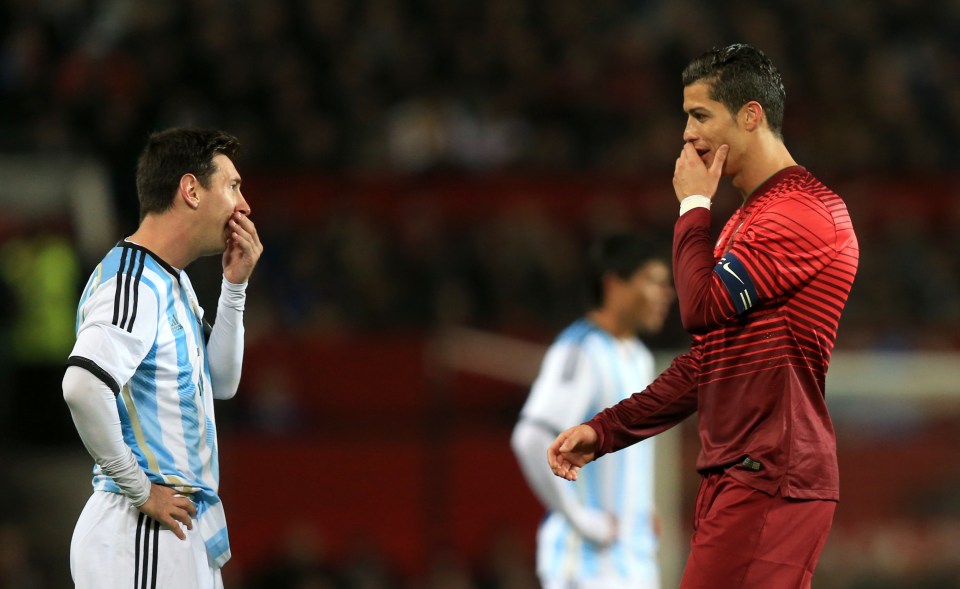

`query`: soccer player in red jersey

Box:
[547,44,859,588]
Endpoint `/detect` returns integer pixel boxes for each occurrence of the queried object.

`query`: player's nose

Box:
[236,191,251,216]
[683,118,699,143]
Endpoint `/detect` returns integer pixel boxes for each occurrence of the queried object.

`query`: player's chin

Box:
[200,235,229,257]
[641,312,669,333]
[200,244,228,258]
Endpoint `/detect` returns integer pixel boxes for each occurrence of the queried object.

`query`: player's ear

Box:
[741,101,764,132]
[179,174,201,210]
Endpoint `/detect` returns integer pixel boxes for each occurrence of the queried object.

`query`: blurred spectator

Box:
[250,521,342,589]
[339,536,401,589]
[0,522,43,589]
[411,550,477,589]
[474,527,539,589]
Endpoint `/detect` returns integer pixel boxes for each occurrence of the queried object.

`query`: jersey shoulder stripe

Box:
[113,246,145,332]
[90,242,179,334]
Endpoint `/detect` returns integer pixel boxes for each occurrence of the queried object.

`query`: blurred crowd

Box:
[1,0,958,178]
[3,0,958,347]
[3,0,959,348]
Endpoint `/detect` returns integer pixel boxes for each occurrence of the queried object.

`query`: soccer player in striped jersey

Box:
[548,44,859,588]
[62,128,262,589]
[512,234,675,589]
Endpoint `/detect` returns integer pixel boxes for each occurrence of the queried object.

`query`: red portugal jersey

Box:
[587,166,859,500]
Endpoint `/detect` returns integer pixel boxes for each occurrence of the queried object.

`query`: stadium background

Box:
[1,0,959,587]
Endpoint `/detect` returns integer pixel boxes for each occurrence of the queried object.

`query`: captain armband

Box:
[713,253,759,314]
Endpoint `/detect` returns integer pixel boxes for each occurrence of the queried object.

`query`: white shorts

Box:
[71,490,223,589]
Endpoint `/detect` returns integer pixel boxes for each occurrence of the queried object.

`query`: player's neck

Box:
[588,309,632,339]
[733,137,797,200]
[128,215,196,271]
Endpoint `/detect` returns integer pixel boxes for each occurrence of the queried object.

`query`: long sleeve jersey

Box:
[586,166,859,500]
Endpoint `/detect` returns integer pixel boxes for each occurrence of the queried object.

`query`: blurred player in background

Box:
[62,128,262,588]
[512,234,675,589]
[548,44,859,588]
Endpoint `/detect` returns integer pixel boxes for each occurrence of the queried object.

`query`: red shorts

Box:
[680,471,836,589]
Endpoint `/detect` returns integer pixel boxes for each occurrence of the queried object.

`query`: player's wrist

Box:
[220,275,248,310]
[571,507,616,545]
[222,274,249,289]
[129,479,152,508]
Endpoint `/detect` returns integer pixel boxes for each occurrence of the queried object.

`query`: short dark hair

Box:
[135,127,241,221]
[586,234,669,308]
[682,43,786,139]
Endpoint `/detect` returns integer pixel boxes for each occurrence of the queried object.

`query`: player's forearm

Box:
[674,208,736,333]
[588,352,700,455]
[511,420,614,544]
[62,366,151,506]
[207,276,246,400]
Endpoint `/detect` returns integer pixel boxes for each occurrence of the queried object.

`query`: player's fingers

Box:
[551,455,568,477]
[681,141,701,163]
[557,462,577,481]
[546,447,558,470]
[163,514,187,541]
[177,496,197,518]
[239,215,261,242]
[229,216,259,246]
[711,144,730,175]
[233,215,263,252]
[171,507,194,531]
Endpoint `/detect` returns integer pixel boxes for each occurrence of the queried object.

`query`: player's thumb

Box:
[558,433,579,454]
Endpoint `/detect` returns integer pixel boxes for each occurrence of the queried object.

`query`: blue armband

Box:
[714,253,759,315]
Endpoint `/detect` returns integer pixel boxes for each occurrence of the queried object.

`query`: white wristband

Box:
[679,194,712,216]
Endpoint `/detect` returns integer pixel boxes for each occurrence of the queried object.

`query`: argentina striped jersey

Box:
[520,319,658,585]
[67,240,230,566]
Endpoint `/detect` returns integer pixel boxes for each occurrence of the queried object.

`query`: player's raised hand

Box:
[547,424,600,481]
[138,484,197,541]
[223,211,263,285]
[673,143,729,203]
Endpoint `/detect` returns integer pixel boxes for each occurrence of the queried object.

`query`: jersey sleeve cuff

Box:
[679,194,712,216]
[584,418,608,459]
